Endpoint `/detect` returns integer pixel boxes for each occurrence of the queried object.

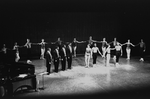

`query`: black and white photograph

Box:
[0,0,150,99]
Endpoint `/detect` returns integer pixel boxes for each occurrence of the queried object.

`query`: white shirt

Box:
[115,45,121,51]
[92,47,99,53]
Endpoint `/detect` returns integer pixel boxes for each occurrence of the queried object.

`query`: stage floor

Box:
[11,55,150,99]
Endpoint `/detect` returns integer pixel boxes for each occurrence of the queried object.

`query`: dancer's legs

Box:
[73,46,77,57]
[126,48,131,59]
[106,54,110,66]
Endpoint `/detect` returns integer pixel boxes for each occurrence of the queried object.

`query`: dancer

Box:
[1,44,7,54]
[1,44,7,63]
[53,46,60,73]
[13,42,20,62]
[97,38,108,58]
[109,38,122,62]
[24,39,32,63]
[85,44,92,68]
[45,48,52,75]
[83,36,97,48]
[115,42,123,66]
[38,39,48,59]
[66,43,73,69]
[60,44,67,71]
[122,39,135,60]
[52,37,63,49]
[136,39,146,61]
[72,38,84,57]
[104,44,115,66]
[91,43,102,66]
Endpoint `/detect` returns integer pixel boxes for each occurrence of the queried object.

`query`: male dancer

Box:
[115,42,123,66]
[66,43,73,69]
[53,46,60,73]
[91,43,102,66]
[136,39,146,61]
[83,36,97,48]
[60,44,67,71]
[72,38,84,57]
[52,38,63,50]
[109,38,122,62]
[46,48,52,75]
[122,39,135,60]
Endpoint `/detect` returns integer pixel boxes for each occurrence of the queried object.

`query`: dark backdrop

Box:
[1,0,150,60]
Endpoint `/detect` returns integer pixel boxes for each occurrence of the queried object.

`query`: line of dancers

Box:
[0,36,146,74]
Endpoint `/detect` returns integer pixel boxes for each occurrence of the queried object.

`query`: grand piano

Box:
[0,49,37,97]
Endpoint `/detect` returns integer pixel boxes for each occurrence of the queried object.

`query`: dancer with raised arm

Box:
[83,36,98,48]
[52,38,63,49]
[13,42,20,62]
[38,39,48,59]
[72,38,84,57]
[85,44,92,68]
[91,43,102,67]
[109,38,122,62]
[104,44,115,67]
[122,39,135,60]
[97,38,108,58]
[135,39,146,61]
[24,39,32,63]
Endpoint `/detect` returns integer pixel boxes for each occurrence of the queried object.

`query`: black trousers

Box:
[67,56,72,69]
[61,57,66,71]
[54,59,59,72]
[93,53,97,64]
[46,62,51,73]
[111,49,116,57]
[116,51,121,62]
[140,48,145,58]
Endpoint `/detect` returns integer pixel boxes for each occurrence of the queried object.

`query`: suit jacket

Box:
[66,45,72,58]
[46,51,52,64]
[53,49,60,60]
[60,47,66,59]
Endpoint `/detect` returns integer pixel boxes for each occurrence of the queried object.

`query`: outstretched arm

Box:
[121,42,127,46]
[76,40,84,43]
[97,48,102,56]
[134,43,140,47]
[130,42,135,47]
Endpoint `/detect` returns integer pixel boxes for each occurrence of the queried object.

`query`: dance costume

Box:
[92,47,99,64]
[139,42,146,61]
[13,44,20,62]
[115,45,122,63]
[85,47,92,67]
[101,41,107,57]
[25,41,32,63]
[40,42,46,59]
